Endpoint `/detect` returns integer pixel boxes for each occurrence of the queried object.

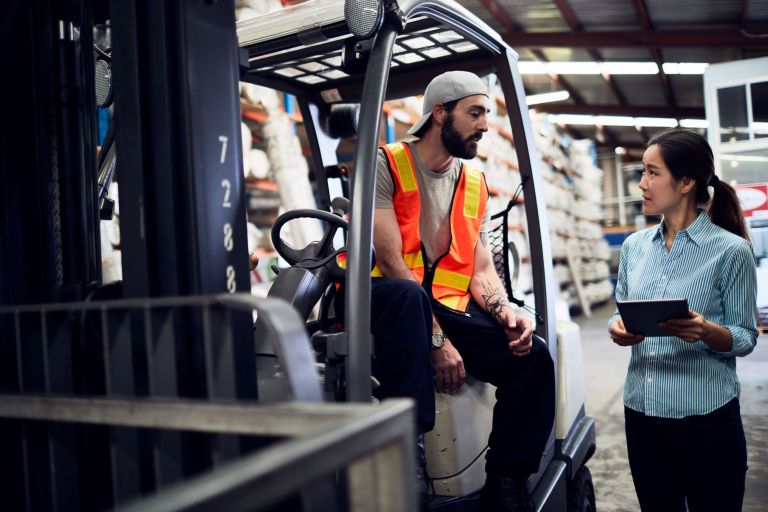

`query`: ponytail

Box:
[708,177,751,241]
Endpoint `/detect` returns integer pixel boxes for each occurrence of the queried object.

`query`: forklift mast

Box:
[110,0,250,300]
[1,0,102,307]
[1,0,251,303]
[0,2,264,508]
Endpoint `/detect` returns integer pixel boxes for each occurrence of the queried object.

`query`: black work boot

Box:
[479,475,534,512]
[414,433,430,511]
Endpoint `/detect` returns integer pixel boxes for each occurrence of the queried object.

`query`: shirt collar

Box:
[652,222,664,242]
[652,209,710,246]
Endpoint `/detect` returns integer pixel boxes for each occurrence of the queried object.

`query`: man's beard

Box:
[440,113,482,159]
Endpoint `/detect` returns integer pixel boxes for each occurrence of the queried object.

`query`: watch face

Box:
[432,332,444,348]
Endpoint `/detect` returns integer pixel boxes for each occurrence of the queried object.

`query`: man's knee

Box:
[371,278,432,351]
[531,337,555,389]
[530,337,553,369]
[389,278,429,301]
[494,337,554,389]
[375,278,431,314]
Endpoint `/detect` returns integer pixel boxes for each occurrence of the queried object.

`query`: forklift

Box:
[238,0,596,510]
[0,0,595,510]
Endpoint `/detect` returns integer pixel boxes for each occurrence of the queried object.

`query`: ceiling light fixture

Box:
[601,62,659,75]
[680,119,709,128]
[662,63,709,75]
[526,90,570,105]
[518,61,708,76]
[633,117,679,128]
[546,114,687,128]
[721,153,768,163]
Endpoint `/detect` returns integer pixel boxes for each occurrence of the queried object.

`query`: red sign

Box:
[735,184,768,218]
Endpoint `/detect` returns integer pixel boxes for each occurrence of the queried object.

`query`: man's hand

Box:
[431,340,466,393]
[610,317,644,346]
[660,310,710,342]
[499,309,533,356]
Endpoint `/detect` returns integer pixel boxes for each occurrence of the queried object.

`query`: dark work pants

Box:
[433,300,555,480]
[337,278,555,479]
[337,277,436,431]
[625,399,747,512]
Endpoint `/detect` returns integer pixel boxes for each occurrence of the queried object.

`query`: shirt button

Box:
[647,378,653,383]
[650,352,656,357]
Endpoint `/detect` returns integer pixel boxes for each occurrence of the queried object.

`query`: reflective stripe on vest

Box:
[381,142,487,312]
[372,142,425,281]
[336,243,422,277]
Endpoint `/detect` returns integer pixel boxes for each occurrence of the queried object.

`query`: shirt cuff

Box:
[608,311,621,333]
[707,325,757,357]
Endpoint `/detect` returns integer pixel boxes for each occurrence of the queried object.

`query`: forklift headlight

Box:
[93,42,113,108]
[344,0,384,40]
[95,59,113,108]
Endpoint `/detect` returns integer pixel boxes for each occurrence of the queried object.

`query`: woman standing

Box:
[608,129,758,511]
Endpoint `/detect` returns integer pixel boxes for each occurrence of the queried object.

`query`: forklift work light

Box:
[344,0,384,39]
[94,58,112,108]
[93,42,112,108]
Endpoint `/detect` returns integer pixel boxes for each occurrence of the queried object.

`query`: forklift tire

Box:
[567,466,596,512]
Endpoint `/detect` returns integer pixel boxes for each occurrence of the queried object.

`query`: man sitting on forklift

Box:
[360,71,555,511]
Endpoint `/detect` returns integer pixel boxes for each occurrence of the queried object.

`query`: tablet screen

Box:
[616,299,689,337]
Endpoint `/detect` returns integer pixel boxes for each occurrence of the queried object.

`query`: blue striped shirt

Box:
[609,210,758,418]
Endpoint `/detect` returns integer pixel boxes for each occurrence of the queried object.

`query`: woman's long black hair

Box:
[647,129,749,241]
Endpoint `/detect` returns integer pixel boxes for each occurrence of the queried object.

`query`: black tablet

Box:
[616,299,690,337]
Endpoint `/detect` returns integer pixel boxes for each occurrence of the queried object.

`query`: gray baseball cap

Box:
[407,71,488,135]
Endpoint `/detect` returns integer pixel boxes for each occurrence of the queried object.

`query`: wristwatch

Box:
[431,332,446,349]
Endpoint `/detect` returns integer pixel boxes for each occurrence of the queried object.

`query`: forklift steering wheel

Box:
[271,209,352,281]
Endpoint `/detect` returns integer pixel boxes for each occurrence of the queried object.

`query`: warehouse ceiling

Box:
[455,0,768,155]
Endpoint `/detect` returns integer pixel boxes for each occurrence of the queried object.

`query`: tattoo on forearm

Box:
[480,280,510,322]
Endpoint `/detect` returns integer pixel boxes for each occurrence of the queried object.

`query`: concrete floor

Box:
[574,303,768,512]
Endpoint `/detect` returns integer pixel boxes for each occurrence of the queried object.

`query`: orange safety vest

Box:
[379,141,488,312]
[335,143,488,312]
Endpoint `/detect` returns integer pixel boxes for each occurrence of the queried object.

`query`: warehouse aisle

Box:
[576,303,768,512]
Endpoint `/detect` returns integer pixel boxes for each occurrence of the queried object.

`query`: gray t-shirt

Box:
[375,141,490,267]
